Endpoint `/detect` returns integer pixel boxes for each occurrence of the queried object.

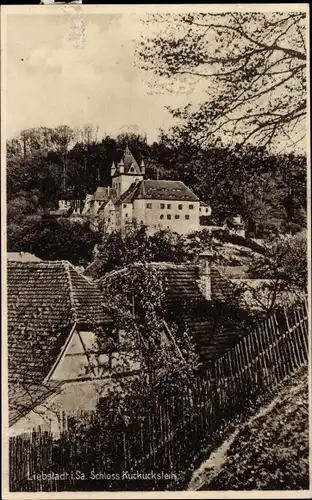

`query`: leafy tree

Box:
[138,12,306,149]
[151,136,306,230]
[89,226,191,278]
[246,232,307,312]
[7,217,101,266]
[86,263,199,421]
[6,124,307,255]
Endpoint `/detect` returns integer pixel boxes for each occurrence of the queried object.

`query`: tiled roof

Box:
[99,262,244,364]
[7,260,111,385]
[151,263,244,362]
[93,187,117,202]
[117,180,200,204]
[7,252,41,262]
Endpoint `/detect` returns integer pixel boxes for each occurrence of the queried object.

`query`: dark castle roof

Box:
[117,180,200,204]
[113,146,143,176]
[121,146,141,172]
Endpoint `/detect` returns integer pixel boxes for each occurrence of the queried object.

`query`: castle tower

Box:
[111,146,144,198]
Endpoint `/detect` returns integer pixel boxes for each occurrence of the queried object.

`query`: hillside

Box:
[189,366,309,491]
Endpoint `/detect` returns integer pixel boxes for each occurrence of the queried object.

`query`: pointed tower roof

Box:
[120,146,141,174]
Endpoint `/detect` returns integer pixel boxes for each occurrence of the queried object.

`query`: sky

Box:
[5,12,198,143]
[4,7,307,152]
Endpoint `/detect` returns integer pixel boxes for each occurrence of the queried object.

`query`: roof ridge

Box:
[64,261,78,324]
[67,260,101,289]
[117,180,142,203]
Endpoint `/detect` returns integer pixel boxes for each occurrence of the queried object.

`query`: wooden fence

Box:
[9,297,309,492]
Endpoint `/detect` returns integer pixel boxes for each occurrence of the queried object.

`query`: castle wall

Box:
[132,199,200,235]
[112,174,143,198]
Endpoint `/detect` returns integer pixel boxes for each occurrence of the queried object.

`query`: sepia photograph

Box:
[1,3,310,496]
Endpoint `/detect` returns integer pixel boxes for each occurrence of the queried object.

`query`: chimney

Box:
[196,250,213,301]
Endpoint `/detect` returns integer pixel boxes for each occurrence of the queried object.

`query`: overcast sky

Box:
[4,7,306,152]
[5,12,199,143]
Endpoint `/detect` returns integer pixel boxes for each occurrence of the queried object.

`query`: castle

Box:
[56,146,212,235]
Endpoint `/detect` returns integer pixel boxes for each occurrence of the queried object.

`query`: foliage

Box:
[245,232,307,313]
[211,229,267,255]
[90,226,191,277]
[7,217,101,266]
[75,262,200,439]
[248,232,307,290]
[7,126,307,244]
[151,137,307,231]
[7,128,150,203]
[138,12,306,149]
[206,368,309,490]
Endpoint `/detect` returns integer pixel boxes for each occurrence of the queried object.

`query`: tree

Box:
[7,217,101,266]
[246,232,307,313]
[93,262,199,402]
[138,12,306,149]
[88,226,191,278]
[51,125,75,193]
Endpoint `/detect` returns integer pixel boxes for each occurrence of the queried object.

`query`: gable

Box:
[7,260,112,386]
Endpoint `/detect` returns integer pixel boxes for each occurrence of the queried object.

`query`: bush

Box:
[91,227,191,278]
[212,230,267,255]
[7,216,101,266]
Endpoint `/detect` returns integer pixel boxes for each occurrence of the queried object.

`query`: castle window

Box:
[206,208,209,213]
[175,215,180,219]
[125,213,128,218]
[160,214,164,220]
[146,203,152,209]
[167,204,171,209]
[167,214,171,220]
[189,204,194,209]
[160,203,165,209]
[185,214,190,220]
[178,204,183,210]
[123,204,127,208]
